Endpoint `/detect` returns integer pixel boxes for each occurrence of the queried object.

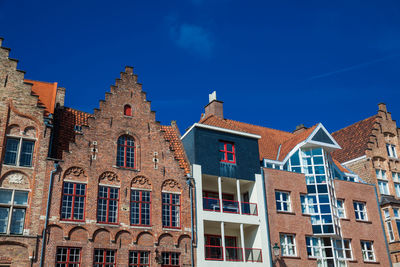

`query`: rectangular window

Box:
[162,193,180,228]
[0,189,28,235]
[337,199,346,218]
[335,239,352,260]
[393,172,400,183]
[378,180,389,195]
[395,184,400,198]
[354,202,367,221]
[93,249,116,267]
[387,144,398,158]
[4,138,35,167]
[161,252,180,267]
[129,251,149,266]
[61,182,86,221]
[280,234,296,256]
[219,141,235,164]
[275,191,291,212]
[306,236,321,258]
[130,190,151,226]
[97,186,119,224]
[361,241,375,262]
[394,208,400,218]
[300,194,317,214]
[384,209,390,219]
[386,221,395,242]
[376,169,387,180]
[56,247,81,267]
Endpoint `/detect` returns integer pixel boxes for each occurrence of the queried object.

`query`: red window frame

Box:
[219,141,236,163]
[93,249,116,267]
[97,186,120,224]
[60,182,86,222]
[129,251,150,267]
[161,252,180,267]
[162,193,181,229]
[117,136,135,169]
[55,247,81,266]
[130,190,151,226]
[124,105,132,116]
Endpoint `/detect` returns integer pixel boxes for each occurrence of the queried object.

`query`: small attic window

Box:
[74,125,83,133]
[124,105,132,116]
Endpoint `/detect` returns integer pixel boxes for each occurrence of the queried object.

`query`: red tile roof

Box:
[161,124,191,174]
[277,125,317,161]
[25,79,58,114]
[332,116,377,163]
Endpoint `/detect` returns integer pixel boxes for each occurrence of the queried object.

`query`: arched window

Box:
[117,135,135,168]
[124,105,132,116]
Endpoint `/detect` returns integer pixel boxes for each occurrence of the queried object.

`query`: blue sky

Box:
[1,0,400,134]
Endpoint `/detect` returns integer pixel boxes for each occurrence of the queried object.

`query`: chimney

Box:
[55,87,66,107]
[378,103,388,120]
[293,124,308,135]
[204,91,223,119]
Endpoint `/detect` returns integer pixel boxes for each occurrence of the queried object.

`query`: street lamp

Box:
[272,243,280,265]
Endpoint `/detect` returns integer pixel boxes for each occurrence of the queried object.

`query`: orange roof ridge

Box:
[278,125,318,161]
[224,117,295,135]
[25,79,58,114]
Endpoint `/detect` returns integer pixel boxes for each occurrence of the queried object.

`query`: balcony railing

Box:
[241,202,258,216]
[203,197,221,212]
[245,248,263,262]
[205,245,223,261]
[202,197,258,215]
[225,247,243,261]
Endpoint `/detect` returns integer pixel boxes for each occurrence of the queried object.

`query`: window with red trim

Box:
[162,193,180,228]
[117,135,135,168]
[93,249,116,267]
[161,252,180,267]
[130,190,151,226]
[219,141,235,163]
[56,247,81,267]
[60,182,86,221]
[97,186,119,224]
[129,251,149,266]
[124,104,132,116]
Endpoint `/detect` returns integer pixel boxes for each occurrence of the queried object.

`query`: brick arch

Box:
[68,226,89,241]
[62,166,87,181]
[177,234,191,248]
[0,240,28,248]
[6,124,20,135]
[136,231,154,247]
[92,228,111,243]
[161,178,182,191]
[114,230,132,246]
[0,170,31,189]
[157,233,174,246]
[23,126,37,138]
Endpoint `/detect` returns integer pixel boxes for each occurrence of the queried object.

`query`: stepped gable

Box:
[161,123,190,174]
[53,107,92,159]
[200,114,295,160]
[332,116,377,163]
[24,79,58,115]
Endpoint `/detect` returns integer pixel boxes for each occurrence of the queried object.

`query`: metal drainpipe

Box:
[186,176,195,267]
[40,162,59,267]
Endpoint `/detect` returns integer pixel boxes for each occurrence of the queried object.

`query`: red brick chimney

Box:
[204,91,223,119]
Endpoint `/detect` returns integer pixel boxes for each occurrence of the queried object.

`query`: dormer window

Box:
[124,105,132,116]
[386,144,397,158]
[219,141,235,163]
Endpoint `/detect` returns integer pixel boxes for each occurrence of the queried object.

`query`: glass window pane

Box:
[0,189,12,204]
[0,207,10,233]
[19,140,34,166]
[10,208,25,234]
[14,191,28,205]
[4,138,19,165]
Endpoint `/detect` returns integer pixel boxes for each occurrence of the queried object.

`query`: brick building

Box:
[186,93,391,266]
[0,38,194,266]
[0,38,63,265]
[333,103,400,266]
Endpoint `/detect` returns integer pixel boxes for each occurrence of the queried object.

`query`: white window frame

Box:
[280,233,296,256]
[387,144,398,158]
[275,191,291,212]
[337,199,346,219]
[354,202,368,221]
[3,136,36,168]
[376,169,387,180]
[393,172,400,183]
[386,220,395,242]
[306,236,321,258]
[0,188,29,235]
[335,239,353,260]
[394,208,400,219]
[378,180,390,195]
[300,194,316,214]
[361,241,375,262]
[395,183,400,198]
